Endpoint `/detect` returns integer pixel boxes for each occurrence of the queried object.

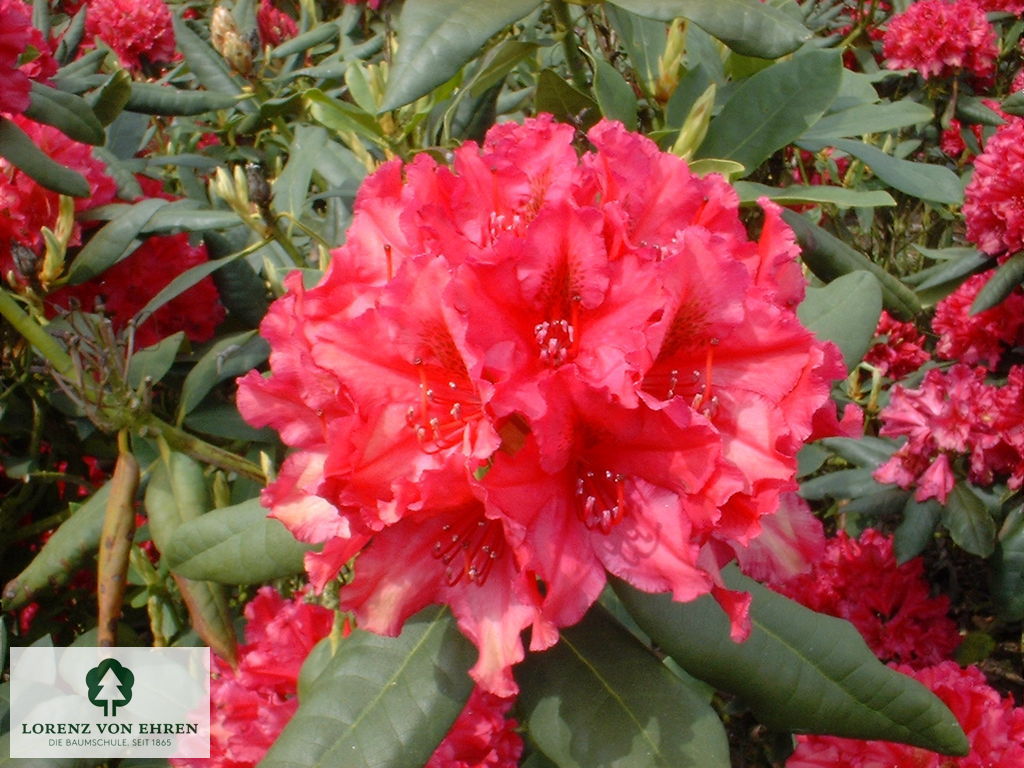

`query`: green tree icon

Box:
[86,658,134,716]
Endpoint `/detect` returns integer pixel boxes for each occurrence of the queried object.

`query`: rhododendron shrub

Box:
[788,662,1024,767]
[237,115,850,695]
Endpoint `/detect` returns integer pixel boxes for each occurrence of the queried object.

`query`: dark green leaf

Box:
[55,6,87,64]
[604,4,666,98]
[1002,89,1024,117]
[380,0,542,111]
[133,248,253,328]
[273,124,327,224]
[171,15,253,113]
[970,252,1024,314]
[800,100,933,141]
[956,96,1004,126]
[125,83,240,116]
[66,198,168,284]
[0,117,89,197]
[801,138,963,204]
[179,329,268,417]
[270,22,339,59]
[696,50,842,174]
[25,81,105,145]
[782,209,922,319]
[735,181,894,207]
[798,270,882,370]
[535,69,600,129]
[607,0,810,59]
[613,568,969,754]
[184,403,276,441]
[165,498,313,583]
[818,436,896,469]
[87,70,132,125]
[993,504,1024,619]
[516,605,729,768]
[907,247,991,305]
[894,497,942,563]
[305,88,388,147]
[593,60,637,130]
[212,257,269,328]
[800,467,882,501]
[942,482,997,558]
[127,331,184,390]
[259,606,475,768]
[142,202,242,233]
[2,483,110,610]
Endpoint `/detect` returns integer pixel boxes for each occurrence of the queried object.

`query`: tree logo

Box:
[85,658,135,716]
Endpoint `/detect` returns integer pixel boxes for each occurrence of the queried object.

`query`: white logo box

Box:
[9,646,210,759]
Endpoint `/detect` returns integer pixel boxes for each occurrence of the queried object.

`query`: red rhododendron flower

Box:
[0,0,56,116]
[788,661,1024,767]
[237,116,849,696]
[774,529,960,667]
[48,231,225,347]
[883,0,998,80]
[864,311,930,379]
[933,272,1024,369]
[0,115,117,280]
[257,0,297,46]
[978,0,1024,11]
[964,118,1024,255]
[85,0,176,72]
[425,688,523,768]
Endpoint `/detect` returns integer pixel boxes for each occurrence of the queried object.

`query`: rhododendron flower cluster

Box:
[237,115,851,696]
[171,588,521,768]
[85,0,176,72]
[773,529,960,667]
[0,0,55,116]
[257,0,297,47]
[964,118,1024,255]
[787,661,1024,767]
[48,231,225,346]
[882,0,998,80]
[864,311,929,380]
[875,365,1024,501]
[0,115,117,281]
[933,271,1024,369]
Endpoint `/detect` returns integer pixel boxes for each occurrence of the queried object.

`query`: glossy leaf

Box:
[24,81,105,145]
[2,482,110,610]
[799,467,883,501]
[66,198,167,284]
[818,436,896,469]
[269,23,339,59]
[942,482,997,558]
[126,331,184,390]
[613,568,968,755]
[801,138,963,204]
[125,83,239,116]
[782,209,922,319]
[535,69,600,130]
[993,504,1024,620]
[593,59,637,130]
[970,251,1024,314]
[171,15,254,113]
[87,70,132,125]
[381,0,542,111]
[798,270,883,371]
[165,498,313,584]
[908,247,991,306]
[259,606,475,768]
[696,49,842,174]
[607,0,809,59]
[515,605,730,768]
[735,181,894,207]
[273,124,327,224]
[800,100,933,141]
[604,4,665,97]
[0,117,89,197]
[895,497,942,564]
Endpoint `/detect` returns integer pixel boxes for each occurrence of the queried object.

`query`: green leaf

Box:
[178,331,268,418]
[942,482,997,558]
[0,117,89,197]
[164,498,313,584]
[798,271,882,370]
[894,497,942,564]
[735,181,895,207]
[956,95,1004,127]
[125,83,240,116]
[141,201,242,233]
[269,22,339,59]
[535,69,600,129]
[171,15,253,113]
[66,198,168,284]
[782,209,922,319]
[818,436,896,469]
[127,331,184,390]
[801,138,963,204]
[2,483,110,610]
[87,70,132,125]
[24,81,105,145]
[970,252,1024,314]
[607,0,809,59]
[800,100,933,141]
[604,4,666,97]
[259,606,476,768]
[515,605,730,768]
[993,505,1024,620]
[1001,89,1024,117]
[381,0,541,111]
[305,88,388,148]
[800,467,882,501]
[273,124,327,224]
[593,59,637,130]
[613,567,969,755]
[906,247,991,306]
[696,49,842,174]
